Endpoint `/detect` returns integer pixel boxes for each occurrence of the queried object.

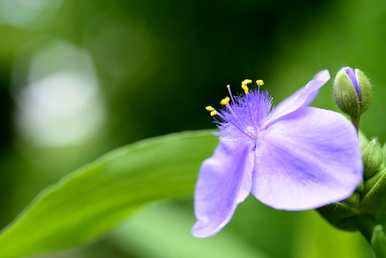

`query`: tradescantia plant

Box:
[193,70,362,237]
[0,67,384,257]
[319,67,386,258]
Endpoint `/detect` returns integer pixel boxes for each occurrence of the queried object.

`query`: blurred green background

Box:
[0,0,384,257]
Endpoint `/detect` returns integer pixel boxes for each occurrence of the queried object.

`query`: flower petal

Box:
[343,67,361,99]
[193,139,254,237]
[253,107,362,210]
[264,70,330,127]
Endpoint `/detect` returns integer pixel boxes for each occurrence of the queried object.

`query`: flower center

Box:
[205,79,272,140]
[245,126,258,139]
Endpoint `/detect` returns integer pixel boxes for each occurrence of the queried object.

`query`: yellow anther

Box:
[210,110,217,116]
[256,79,264,87]
[220,97,230,106]
[241,84,249,94]
[205,106,215,111]
[241,79,252,94]
[242,79,252,85]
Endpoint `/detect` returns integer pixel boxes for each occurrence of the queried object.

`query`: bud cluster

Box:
[321,68,386,257]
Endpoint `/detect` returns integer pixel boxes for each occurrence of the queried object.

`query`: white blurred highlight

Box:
[15,42,105,147]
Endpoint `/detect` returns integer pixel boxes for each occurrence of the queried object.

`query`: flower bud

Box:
[333,67,372,120]
[362,138,383,179]
[362,168,386,215]
[318,202,358,231]
[383,143,386,163]
[359,130,369,149]
[371,225,386,257]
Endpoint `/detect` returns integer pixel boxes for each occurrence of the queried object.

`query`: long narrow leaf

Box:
[0,130,216,258]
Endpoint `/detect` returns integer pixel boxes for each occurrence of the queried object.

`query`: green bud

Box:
[359,130,369,149]
[383,143,386,163]
[362,138,383,179]
[318,202,358,231]
[371,225,386,258]
[361,168,386,217]
[345,191,360,205]
[333,67,372,121]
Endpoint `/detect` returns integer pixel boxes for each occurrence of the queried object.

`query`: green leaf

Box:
[0,130,217,258]
[294,211,368,258]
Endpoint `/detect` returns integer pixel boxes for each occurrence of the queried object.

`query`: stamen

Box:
[241,84,249,94]
[242,79,252,85]
[220,97,230,106]
[222,99,252,138]
[204,102,250,137]
[241,79,252,94]
[226,85,235,103]
[204,80,268,140]
[205,106,215,111]
[256,79,264,87]
[205,106,219,117]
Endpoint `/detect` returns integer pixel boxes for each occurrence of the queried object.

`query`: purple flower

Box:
[193,70,362,238]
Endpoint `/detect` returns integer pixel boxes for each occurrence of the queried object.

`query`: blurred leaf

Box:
[293,211,370,258]
[112,204,266,258]
[229,198,297,258]
[268,0,386,140]
[0,130,217,258]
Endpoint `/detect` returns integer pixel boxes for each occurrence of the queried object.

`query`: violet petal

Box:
[264,70,330,127]
[253,107,362,210]
[192,140,254,237]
